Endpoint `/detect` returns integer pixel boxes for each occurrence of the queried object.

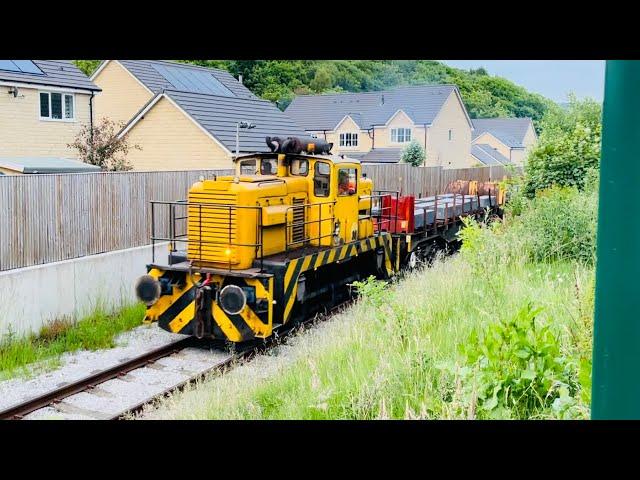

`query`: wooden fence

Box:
[0,165,518,272]
[361,164,518,197]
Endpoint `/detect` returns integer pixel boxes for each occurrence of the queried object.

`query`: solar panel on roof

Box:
[0,60,20,72]
[12,60,44,74]
[151,63,234,97]
[0,60,44,75]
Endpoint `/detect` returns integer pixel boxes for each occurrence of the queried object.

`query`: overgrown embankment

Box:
[0,303,145,380]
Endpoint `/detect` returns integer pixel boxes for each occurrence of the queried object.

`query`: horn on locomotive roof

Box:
[265,136,333,155]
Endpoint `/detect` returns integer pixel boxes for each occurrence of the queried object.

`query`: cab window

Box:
[314,162,331,197]
[260,158,278,175]
[239,159,257,175]
[290,158,309,176]
[338,168,357,196]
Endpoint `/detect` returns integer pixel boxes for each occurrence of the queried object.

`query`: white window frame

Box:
[390,127,412,144]
[339,132,359,148]
[39,91,76,122]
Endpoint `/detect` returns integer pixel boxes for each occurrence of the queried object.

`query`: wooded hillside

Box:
[75,60,555,129]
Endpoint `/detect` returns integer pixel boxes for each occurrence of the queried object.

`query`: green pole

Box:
[592,60,640,419]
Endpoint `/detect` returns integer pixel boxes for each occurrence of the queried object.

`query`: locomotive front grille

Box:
[187,191,238,264]
[291,198,306,246]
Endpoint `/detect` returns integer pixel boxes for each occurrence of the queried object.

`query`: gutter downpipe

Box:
[89,91,95,163]
[424,123,428,152]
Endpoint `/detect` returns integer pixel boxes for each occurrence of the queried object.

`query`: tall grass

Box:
[0,303,146,380]
[144,256,593,420]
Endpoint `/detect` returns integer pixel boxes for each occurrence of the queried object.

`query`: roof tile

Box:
[285,85,461,131]
[471,117,533,148]
[0,60,99,91]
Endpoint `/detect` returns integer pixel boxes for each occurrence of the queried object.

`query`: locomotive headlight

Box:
[135,275,161,306]
[219,285,247,315]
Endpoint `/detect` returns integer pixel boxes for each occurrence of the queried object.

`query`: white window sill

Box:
[40,117,77,123]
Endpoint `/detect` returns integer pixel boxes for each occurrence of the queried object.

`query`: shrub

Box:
[456,303,580,419]
[524,95,602,196]
[512,186,598,265]
[460,184,598,267]
[68,117,141,171]
[400,140,426,167]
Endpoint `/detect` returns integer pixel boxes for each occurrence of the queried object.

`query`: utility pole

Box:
[591,60,640,419]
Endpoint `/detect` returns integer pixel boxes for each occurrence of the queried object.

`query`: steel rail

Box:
[116,299,355,420]
[0,337,197,420]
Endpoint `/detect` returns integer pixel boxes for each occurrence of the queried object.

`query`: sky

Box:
[442,60,605,103]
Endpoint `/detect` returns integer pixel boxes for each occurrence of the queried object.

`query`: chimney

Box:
[381,94,385,105]
[238,74,243,84]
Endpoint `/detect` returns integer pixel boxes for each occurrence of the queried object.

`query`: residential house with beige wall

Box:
[470,117,537,166]
[0,60,100,165]
[91,60,305,170]
[284,85,475,168]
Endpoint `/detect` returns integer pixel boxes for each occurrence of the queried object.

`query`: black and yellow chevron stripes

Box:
[145,269,273,342]
[282,233,394,323]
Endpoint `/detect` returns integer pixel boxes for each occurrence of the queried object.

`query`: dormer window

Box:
[391,128,411,143]
[339,132,358,147]
[40,91,75,121]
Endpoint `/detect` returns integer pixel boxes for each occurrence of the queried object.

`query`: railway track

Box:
[0,300,353,421]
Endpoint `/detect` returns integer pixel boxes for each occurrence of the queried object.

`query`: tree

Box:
[68,118,141,171]
[523,94,602,196]
[74,60,101,76]
[400,140,426,167]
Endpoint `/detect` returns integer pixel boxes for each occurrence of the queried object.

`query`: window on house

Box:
[39,92,74,120]
[391,128,412,143]
[448,129,453,141]
[339,133,359,147]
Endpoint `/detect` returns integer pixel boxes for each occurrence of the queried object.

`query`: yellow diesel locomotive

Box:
[134,137,502,342]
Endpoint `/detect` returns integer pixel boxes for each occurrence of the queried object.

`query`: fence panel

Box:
[0,169,233,271]
[0,164,518,272]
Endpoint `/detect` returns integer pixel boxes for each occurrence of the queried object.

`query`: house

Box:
[284,85,475,168]
[470,144,512,166]
[91,60,305,170]
[90,60,260,125]
[0,157,101,176]
[0,60,101,160]
[470,117,537,166]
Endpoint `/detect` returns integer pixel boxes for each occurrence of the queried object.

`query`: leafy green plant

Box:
[400,140,426,167]
[351,275,388,308]
[458,303,580,419]
[512,186,598,265]
[524,95,602,196]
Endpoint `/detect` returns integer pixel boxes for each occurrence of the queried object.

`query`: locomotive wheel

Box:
[408,251,418,269]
